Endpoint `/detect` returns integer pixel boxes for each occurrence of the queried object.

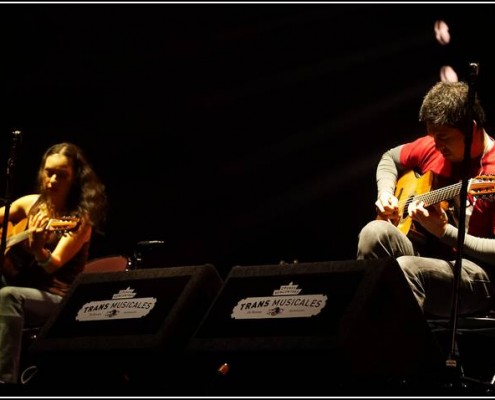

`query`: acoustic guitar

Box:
[0,216,79,284]
[379,170,495,238]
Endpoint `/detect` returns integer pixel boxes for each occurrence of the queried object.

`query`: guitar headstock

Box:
[45,216,80,232]
[470,175,495,201]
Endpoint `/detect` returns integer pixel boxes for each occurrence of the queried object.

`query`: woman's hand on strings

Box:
[27,210,50,250]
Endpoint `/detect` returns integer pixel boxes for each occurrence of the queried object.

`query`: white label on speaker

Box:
[75,297,157,321]
[272,282,302,296]
[112,287,137,299]
[231,294,327,319]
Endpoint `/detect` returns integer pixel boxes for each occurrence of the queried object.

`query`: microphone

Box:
[469,62,479,77]
[11,129,22,141]
[136,240,165,250]
[468,62,479,94]
[7,129,22,174]
[132,240,166,269]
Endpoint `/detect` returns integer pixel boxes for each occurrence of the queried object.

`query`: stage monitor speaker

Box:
[27,264,223,392]
[186,258,445,395]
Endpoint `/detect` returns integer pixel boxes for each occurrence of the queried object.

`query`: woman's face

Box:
[42,153,74,202]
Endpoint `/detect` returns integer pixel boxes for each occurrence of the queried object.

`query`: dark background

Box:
[1,2,494,279]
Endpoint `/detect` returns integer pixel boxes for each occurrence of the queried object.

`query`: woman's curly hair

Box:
[36,142,107,233]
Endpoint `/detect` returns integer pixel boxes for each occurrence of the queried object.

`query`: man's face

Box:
[427,124,465,162]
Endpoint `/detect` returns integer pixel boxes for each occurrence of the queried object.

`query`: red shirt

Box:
[400,135,495,238]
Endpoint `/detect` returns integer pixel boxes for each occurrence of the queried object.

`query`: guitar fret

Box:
[399,180,468,208]
[1,217,80,252]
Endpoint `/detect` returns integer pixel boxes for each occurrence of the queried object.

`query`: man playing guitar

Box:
[357,81,495,319]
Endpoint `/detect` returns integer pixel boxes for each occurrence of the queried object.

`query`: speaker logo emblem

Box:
[75,286,157,321]
[231,282,327,320]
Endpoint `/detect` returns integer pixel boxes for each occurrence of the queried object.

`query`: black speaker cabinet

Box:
[27,264,223,394]
[186,258,445,395]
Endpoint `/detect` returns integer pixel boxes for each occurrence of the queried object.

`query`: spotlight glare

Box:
[440,65,458,82]
[434,20,450,45]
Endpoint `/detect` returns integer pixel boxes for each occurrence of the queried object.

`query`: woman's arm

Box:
[28,213,92,273]
[0,194,40,226]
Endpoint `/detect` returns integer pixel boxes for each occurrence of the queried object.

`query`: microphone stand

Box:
[444,63,479,389]
[0,130,22,273]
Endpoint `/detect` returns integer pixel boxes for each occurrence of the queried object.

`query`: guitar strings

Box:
[398,175,495,209]
[398,181,464,209]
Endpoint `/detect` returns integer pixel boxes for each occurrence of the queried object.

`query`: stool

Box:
[428,313,495,391]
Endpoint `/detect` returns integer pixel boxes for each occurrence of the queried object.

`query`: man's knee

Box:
[359,220,394,241]
[358,220,396,258]
[396,256,417,274]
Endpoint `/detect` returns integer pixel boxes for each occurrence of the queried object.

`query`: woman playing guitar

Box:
[0,142,107,385]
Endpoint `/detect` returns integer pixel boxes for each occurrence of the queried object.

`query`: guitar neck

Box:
[3,217,79,252]
[399,180,465,208]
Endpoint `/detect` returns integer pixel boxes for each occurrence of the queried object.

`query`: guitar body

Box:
[1,219,27,242]
[374,170,495,257]
[1,220,37,285]
[394,170,434,235]
[0,217,80,285]
[377,170,455,258]
[2,245,41,286]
